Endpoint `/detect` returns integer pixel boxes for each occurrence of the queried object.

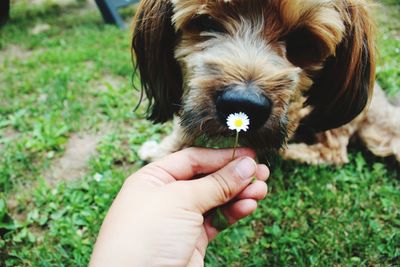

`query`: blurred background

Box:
[0,0,399,266]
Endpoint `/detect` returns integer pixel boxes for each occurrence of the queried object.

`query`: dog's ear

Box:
[302,2,375,132]
[132,0,183,123]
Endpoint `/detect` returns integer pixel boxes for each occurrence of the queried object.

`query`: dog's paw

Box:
[280,144,323,165]
[138,140,160,162]
[281,143,349,165]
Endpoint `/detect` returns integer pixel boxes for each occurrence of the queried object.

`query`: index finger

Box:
[139,147,256,182]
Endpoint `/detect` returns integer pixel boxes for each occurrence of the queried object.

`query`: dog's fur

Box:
[132,0,400,165]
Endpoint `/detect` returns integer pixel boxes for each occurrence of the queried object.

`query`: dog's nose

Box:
[216,84,272,130]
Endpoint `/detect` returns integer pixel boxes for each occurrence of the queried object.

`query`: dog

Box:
[132,0,400,165]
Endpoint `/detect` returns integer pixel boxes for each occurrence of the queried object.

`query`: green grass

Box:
[0,1,399,266]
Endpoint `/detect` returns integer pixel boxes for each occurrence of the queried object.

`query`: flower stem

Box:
[232,131,239,160]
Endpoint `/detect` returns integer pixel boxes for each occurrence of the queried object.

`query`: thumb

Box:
[182,157,257,213]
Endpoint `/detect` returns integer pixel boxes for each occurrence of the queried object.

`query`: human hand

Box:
[90,147,269,267]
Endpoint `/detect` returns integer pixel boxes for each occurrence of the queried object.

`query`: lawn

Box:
[0,1,399,266]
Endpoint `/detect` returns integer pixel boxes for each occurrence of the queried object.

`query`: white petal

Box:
[226,112,250,132]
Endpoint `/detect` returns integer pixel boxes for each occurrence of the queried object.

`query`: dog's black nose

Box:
[216,84,272,130]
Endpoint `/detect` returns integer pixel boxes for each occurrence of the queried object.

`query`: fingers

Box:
[141,147,256,182]
[236,181,268,200]
[182,157,259,213]
[224,199,258,223]
[204,199,258,240]
[214,181,268,226]
[203,177,269,240]
[255,164,270,181]
[235,163,268,200]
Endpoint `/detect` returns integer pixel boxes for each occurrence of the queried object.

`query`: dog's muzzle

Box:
[216,84,272,131]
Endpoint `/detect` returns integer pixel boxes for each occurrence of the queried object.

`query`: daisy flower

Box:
[226,112,250,159]
[227,112,250,132]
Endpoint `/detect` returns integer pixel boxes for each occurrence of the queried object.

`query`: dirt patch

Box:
[0,127,19,151]
[94,74,125,92]
[45,133,101,185]
[31,0,77,6]
[30,23,51,35]
[392,94,400,107]
[0,45,33,65]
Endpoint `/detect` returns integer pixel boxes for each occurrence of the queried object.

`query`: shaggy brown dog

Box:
[132,0,400,165]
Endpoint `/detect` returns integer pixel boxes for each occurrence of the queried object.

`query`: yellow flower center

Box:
[234,119,243,128]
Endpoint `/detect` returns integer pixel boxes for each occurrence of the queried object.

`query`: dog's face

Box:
[132,0,375,150]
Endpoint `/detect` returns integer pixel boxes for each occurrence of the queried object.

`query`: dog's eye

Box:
[188,15,225,33]
[285,28,329,67]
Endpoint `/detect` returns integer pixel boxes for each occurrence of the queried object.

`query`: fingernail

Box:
[235,157,256,180]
